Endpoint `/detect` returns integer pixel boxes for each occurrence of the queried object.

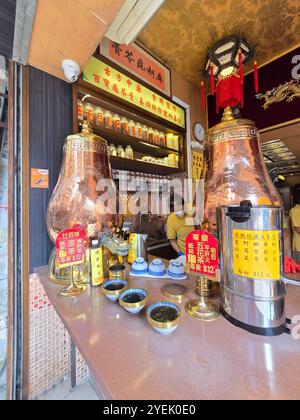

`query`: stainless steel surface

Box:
[204,116,281,226]
[217,205,286,332]
[136,234,148,260]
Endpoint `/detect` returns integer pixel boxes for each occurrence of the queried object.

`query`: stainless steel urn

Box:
[217,201,287,336]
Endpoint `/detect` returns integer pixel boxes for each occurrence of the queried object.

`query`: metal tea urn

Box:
[217,201,287,336]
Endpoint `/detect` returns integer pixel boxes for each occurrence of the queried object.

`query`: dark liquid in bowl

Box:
[151,306,178,322]
[122,292,145,304]
[105,283,125,291]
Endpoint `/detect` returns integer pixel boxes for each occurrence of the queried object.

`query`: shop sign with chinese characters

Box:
[233,229,280,280]
[100,39,171,96]
[82,57,185,129]
[186,230,219,276]
[56,228,86,268]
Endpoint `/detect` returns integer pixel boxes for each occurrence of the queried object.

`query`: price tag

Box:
[186,230,219,276]
[56,228,86,268]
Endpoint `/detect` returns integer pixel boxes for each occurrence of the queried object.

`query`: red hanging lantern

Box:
[210,63,215,95]
[201,81,206,112]
[254,60,259,93]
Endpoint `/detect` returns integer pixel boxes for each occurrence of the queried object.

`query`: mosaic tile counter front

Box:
[29,273,88,399]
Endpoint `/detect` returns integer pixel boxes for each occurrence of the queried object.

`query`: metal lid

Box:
[161,283,187,302]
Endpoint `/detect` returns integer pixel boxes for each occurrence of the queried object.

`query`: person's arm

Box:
[166,213,182,255]
[169,239,181,254]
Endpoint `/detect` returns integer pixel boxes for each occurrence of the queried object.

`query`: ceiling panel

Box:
[138,0,300,87]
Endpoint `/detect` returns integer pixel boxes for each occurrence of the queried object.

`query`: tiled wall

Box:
[28,273,88,399]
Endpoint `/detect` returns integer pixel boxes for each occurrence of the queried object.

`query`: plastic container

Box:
[142,125,148,141]
[121,117,129,135]
[104,110,113,129]
[166,133,174,149]
[113,114,121,132]
[95,107,104,127]
[84,102,94,125]
[136,123,142,139]
[159,132,166,146]
[125,145,134,160]
[173,135,179,150]
[129,120,136,137]
[153,130,160,144]
[109,144,117,156]
[148,127,154,143]
[117,145,125,158]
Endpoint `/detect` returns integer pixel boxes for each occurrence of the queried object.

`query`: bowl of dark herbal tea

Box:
[119,288,148,314]
[147,301,182,335]
[102,279,128,302]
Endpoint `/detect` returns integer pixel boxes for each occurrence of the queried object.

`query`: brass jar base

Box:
[59,283,87,298]
[185,297,220,321]
[196,278,214,297]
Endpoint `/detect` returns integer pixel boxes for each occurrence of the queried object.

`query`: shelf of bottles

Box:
[76,89,185,175]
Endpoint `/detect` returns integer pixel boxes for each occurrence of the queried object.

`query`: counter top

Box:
[38,263,300,400]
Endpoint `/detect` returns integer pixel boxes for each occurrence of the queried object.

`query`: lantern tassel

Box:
[254,60,259,93]
[210,63,215,95]
[239,49,244,84]
[201,81,205,112]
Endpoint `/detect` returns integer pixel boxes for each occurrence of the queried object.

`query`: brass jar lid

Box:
[161,283,188,302]
[66,120,108,144]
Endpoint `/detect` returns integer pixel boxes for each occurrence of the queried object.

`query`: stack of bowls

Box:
[167,260,186,279]
[148,259,166,277]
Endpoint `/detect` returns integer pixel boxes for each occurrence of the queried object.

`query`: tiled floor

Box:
[37,378,100,400]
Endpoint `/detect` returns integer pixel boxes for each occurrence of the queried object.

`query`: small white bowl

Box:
[167,260,186,278]
[119,288,148,314]
[102,279,128,302]
[147,301,181,335]
[148,259,166,277]
[131,257,148,275]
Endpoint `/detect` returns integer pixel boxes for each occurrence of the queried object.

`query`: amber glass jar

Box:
[104,110,113,129]
[121,117,129,135]
[77,100,84,121]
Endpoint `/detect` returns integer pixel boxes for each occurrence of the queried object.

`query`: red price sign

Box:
[186,230,219,276]
[56,228,86,268]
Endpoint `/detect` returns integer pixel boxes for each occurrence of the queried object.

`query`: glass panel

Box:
[0,55,8,400]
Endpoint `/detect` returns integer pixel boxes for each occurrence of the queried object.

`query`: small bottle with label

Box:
[90,240,104,287]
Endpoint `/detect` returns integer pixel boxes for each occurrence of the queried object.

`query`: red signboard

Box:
[186,230,219,276]
[100,38,171,97]
[56,228,86,268]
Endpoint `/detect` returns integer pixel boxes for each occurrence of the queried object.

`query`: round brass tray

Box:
[161,283,188,302]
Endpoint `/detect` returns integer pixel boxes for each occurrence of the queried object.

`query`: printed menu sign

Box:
[56,228,86,268]
[186,230,219,276]
[233,229,280,280]
[82,56,185,129]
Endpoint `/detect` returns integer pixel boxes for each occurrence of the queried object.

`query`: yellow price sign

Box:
[232,229,280,280]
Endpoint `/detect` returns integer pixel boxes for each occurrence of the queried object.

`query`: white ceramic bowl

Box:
[167,260,186,278]
[148,259,166,277]
[119,288,148,314]
[131,257,148,275]
[102,279,128,302]
[147,301,181,335]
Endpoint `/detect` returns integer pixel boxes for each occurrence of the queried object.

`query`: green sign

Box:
[83,57,185,129]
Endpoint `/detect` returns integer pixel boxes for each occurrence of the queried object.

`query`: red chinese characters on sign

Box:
[186,230,219,276]
[56,228,86,268]
[101,39,171,96]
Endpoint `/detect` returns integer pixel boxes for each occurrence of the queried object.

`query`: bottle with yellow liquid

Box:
[90,240,105,287]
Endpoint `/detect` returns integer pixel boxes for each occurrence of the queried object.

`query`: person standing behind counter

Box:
[290,193,300,263]
[166,194,195,257]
